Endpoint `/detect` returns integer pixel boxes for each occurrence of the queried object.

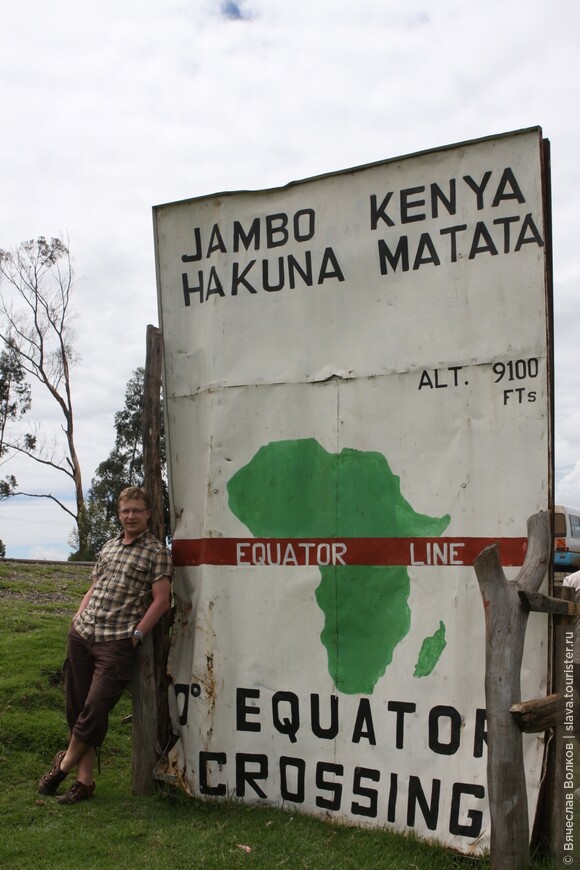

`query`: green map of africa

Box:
[227,438,450,694]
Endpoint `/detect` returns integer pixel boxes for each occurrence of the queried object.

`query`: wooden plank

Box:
[509,693,563,732]
[518,590,580,617]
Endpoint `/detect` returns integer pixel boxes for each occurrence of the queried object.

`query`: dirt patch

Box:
[0,588,76,604]
[0,559,92,606]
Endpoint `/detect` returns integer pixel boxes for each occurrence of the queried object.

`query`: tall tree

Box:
[0,338,31,499]
[0,340,31,557]
[70,367,169,560]
[0,237,86,548]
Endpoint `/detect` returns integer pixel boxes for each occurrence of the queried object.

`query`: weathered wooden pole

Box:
[132,324,171,794]
[131,632,158,794]
[473,511,550,870]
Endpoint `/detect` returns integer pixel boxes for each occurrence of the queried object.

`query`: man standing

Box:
[38,486,173,804]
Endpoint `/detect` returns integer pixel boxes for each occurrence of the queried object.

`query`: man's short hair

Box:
[117,486,150,509]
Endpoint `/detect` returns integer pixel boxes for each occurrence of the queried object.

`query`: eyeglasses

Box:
[119,508,149,516]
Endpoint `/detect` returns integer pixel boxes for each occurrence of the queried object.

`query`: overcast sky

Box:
[1,0,579,559]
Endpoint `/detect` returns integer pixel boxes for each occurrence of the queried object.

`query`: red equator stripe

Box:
[172,537,528,567]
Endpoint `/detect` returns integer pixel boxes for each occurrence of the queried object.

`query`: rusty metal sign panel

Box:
[154,128,552,854]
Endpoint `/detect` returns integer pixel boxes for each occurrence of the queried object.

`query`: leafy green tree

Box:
[69,367,169,560]
[0,339,31,558]
[69,501,119,562]
[0,338,32,499]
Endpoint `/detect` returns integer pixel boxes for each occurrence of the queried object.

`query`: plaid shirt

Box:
[73,530,173,642]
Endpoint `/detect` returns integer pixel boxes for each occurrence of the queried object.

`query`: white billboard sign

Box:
[154,128,552,854]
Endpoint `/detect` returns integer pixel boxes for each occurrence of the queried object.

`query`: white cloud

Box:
[28,545,74,562]
[556,460,580,509]
[1,0,580,557]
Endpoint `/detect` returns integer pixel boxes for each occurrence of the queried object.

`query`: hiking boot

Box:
[56,780,96,805]
[38,750,68,795]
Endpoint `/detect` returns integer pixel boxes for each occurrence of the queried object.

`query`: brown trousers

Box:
[65,626,133,747]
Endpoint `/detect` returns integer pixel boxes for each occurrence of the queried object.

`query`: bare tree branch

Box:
[0,236,85,552]
[3,439,75,479]
[14,490,78,520]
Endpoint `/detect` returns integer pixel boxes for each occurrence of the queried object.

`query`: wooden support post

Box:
[142,324,164,544]
[474,511,550,870]
[132,324,171,794]
[142,324,173,756]
[131,632,158,794]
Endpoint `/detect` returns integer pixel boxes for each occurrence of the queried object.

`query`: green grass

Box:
[0,560,571,869]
